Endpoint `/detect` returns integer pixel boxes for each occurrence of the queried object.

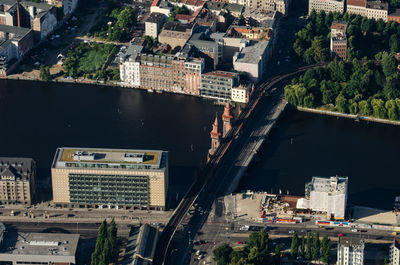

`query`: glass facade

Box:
[68,173,149,205]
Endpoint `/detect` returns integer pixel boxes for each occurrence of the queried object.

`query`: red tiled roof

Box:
[347,0,366,7]
[151,0,160,7]
[331,22,348,31]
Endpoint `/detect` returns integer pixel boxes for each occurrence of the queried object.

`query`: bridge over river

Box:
[152,64,324,265]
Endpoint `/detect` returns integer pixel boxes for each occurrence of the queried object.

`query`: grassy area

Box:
[63,42,118,79]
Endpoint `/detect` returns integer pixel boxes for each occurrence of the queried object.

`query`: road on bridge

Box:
[152,63,325,265]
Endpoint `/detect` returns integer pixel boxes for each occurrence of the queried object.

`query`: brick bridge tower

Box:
[209,114,221,157]
[222,101,232,138]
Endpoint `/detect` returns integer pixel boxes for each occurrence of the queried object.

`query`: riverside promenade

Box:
[297,106,400,126]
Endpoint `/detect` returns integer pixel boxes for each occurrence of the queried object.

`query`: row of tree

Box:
[294,10,400,64]
[91,219,118,265]
[213,231,280,265]
[290,232,331,263]
[284,57,400,120]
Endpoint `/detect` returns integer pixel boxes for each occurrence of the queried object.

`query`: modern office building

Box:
[337,237,365,265]
[330,21,348,60]
[51,147,169,210]
[200,70,239,101]
[390,238,400,265]
[296,176,348,219]
[0,157,36,205]
[308,0,345,15]
[0,231,79,265]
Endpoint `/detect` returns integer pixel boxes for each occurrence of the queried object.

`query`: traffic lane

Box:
[195,223,394,241]
[2,221,130,238]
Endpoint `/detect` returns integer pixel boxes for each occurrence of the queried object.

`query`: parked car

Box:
[240,225,250,231]
[237,241,245,244]
[288,230,295,234]
[338,233,344,237]
[351,229,358,232]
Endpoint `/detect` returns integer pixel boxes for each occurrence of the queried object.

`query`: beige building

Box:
[308,0,345,15]
[145,12,166,39]
[0,157,36,205]
[243,0,289,15]
[51,147,168,210]
[158,21,196,49]
[366,1,388,21]
[346,0,388,21]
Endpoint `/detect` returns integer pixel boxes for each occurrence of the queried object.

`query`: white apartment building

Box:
[346,0,388,21]
[119,45,143,87]
[308,0,345,15]
[296,176,348,219]
[337,237,365,265]
[390,238,400,265]
[231,83,251,103]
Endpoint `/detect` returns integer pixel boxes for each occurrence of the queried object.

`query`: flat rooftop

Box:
[309,176,348,194]
[234,41,269,64]
[339,237,364,247]
[0,232,79,257]
[52,147,167,171]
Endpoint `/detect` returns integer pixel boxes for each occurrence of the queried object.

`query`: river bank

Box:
[297,106,400,126]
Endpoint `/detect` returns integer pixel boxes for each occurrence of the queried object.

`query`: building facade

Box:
[158,21,196,49]
[120,47,204,95]
[330,21,348,60]
[337,237,365,265]
[231,83,251,103]
[296,176,348,219]
[145,12,166,39]
[365,1,388,21]
[388,9,400,23]
[0,24,34,61]
[390,238,400,265]
[0,157,36,205]
[308,0,345,15]
[0,232,79,265]
[200,70,239,101]
[346,0,366,16]
[51,147,169,210]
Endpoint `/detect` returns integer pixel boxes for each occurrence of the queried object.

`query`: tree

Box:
[335,94,348,113]
[371,98,387,118]
[108,218,118,258]
[320,236,331,264]
[306,232,312,260]
[213,244,233,265]
[117,6,136,28]
[389,34,400,53]
[312,232,320,261]
[300,235,305,257]
[349,101,358,114]
[40,65,50,81]
[382,52,397,78]
[290,232,299,256]
[385,99,399,120]
[358,100,372,116]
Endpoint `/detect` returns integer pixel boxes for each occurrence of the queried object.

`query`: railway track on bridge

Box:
[152,64,326,265]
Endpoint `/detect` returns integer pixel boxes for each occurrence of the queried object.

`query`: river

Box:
[0,80,221,207]
[238,109,400,210]
[1,80,399,209]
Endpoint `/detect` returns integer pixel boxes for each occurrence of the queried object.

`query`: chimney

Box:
[16,0,20,27]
